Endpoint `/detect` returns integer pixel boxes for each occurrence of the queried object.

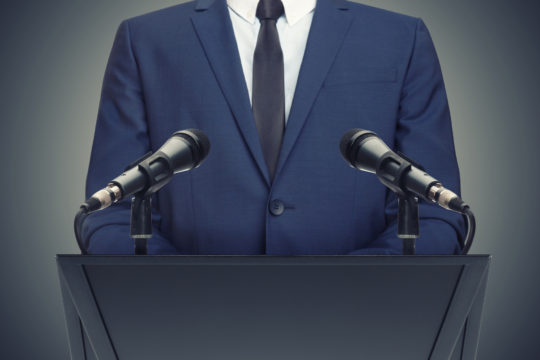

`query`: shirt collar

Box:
[227,0,316,26]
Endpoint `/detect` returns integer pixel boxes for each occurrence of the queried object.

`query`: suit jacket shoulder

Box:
[345,0,419,24]
[126,1,196,25]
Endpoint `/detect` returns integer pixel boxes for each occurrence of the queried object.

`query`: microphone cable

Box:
[461,208,476,255]
[74,206,89,255]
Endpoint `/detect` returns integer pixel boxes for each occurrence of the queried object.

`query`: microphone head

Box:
[339,129,378,168]
[173,129,211,168]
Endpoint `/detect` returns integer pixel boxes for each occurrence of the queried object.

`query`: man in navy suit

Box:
[83,0,465,254]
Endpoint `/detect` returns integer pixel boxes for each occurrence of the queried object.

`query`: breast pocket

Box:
[323,66,398,87]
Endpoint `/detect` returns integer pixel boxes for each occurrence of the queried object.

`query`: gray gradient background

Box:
[1,0,538,359]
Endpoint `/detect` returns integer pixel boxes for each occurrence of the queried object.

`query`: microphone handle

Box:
[84,158,169,213]
[378,154,438,201]
[380,159,468,213]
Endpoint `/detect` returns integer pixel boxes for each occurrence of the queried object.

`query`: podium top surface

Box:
[56,254,490,266]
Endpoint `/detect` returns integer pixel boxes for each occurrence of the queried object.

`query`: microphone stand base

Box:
[397,195,419,255]
[130,195,153,255]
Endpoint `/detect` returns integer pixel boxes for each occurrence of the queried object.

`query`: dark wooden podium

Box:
[57,255,490,360]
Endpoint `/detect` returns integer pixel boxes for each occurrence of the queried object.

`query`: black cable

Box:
[461,208,476,255]
[74,207,89,255]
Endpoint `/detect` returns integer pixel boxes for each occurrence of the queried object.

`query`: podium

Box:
[57,255,490,360]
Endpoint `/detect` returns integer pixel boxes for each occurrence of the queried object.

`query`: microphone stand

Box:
[374,151,421,255]
[127,150,175,255]
[130,194,153,255]
[397,195,419,255]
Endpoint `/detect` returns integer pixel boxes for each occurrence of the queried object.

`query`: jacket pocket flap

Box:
[323,67,397,87]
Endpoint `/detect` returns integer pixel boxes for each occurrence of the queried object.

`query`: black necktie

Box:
[253,0,285,181]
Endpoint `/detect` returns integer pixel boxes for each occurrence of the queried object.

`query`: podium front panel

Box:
[57,255,490,360]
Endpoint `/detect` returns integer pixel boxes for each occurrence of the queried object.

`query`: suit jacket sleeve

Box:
[349,18,465,255]
[82,20,179,254]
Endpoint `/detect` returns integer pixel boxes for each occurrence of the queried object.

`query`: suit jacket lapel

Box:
[275,0,353,178]
[191,0,271,186]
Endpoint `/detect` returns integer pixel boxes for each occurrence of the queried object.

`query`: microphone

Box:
[83,129,210,213]
[340,129,468,213]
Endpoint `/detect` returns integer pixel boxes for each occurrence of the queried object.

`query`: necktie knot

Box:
[256,0,284,21]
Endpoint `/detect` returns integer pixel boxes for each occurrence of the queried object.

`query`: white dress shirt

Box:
[227,0,316,123]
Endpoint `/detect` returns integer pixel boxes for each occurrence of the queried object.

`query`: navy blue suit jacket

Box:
[83,0,465,255]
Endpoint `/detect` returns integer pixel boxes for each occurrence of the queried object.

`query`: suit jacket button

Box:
[269,199,285,216]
